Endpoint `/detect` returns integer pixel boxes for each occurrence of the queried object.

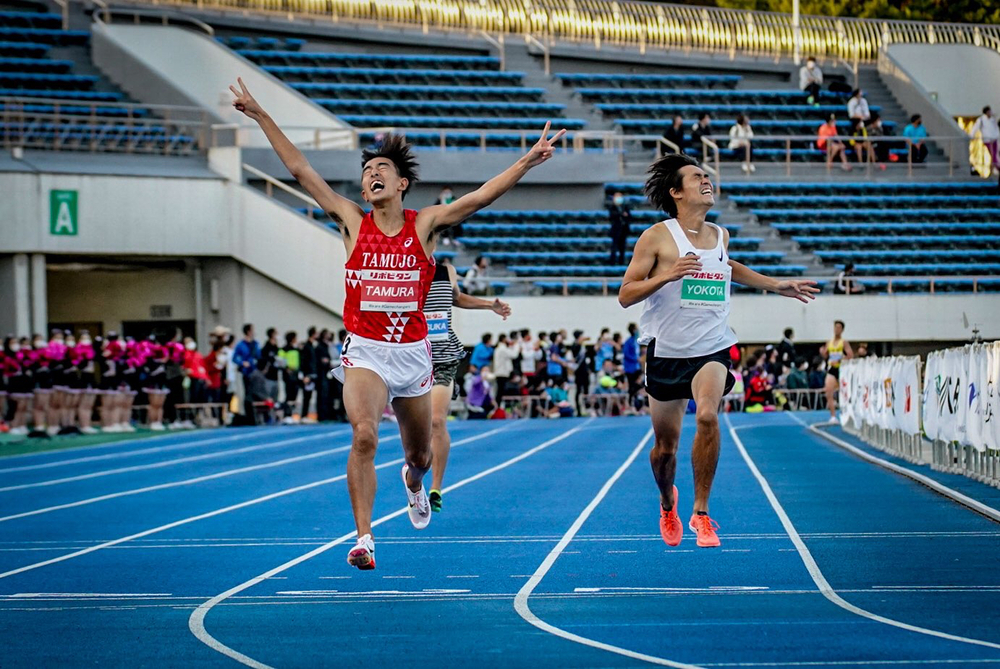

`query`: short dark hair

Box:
[266,327,277,338]
[984,105,992,115]
[644,153,702,217]
[910,113,922,124]
[481,333,492,343]
[784,328,794,339]
[736,113,747,125]
[360,133,419,199]
[573,329,584,339]
[699,111,711,122]
[307,326,317,338]
[835,320,846,329]
[474,255,487,267]
[285,331,297,345]
[628,322,637,335]
[242,323,253,336]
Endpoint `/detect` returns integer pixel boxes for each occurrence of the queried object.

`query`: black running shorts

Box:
[645,339,735,402]
[827,366,840,381]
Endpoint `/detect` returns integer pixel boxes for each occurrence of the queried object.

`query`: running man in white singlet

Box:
[619,154,819,548]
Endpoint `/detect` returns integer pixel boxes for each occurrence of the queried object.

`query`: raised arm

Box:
[618,228,700,308]
[447,265,511,318]
[416,122,567,232]
[229,78,364,230]
[730,260,819,304]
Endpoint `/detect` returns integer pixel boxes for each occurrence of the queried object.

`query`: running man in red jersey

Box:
[230,78,565,570]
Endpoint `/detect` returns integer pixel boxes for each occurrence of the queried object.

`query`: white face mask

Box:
[34,340,47,348]
[80,338,91,346]
[66,339,76,347]
[613,195,624,206]
[807,61,815,69]
[186,341,197,351]
[9,344,20,353]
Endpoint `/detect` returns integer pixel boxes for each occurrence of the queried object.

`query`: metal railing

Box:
[107,0,1000,63]
[0,96,217,154]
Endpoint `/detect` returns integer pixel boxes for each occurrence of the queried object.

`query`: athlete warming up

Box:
[618,154,818,548]
[230,78,564,570]
[820,320,853,425]
[424,262,511,513]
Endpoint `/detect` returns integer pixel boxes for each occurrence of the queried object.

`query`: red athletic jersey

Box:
[343,209,435,343]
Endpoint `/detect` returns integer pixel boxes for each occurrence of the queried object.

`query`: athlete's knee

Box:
[652,432,680,456]
[695,407,719,432]
[430,415,448,436]
[352,421,379,458]
[407,447,432,472]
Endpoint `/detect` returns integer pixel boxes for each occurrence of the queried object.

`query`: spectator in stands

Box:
[607,190,632,265]
[623,322,642,403]
[817,115,852,171]
[182,337,208,405]
[867,114,891,168]
[849,117,871,165]
[204,339,224,405]
[541,380,574,418]
[903,114,929,164]
[278,331,300,422]
[594,328,614,371]
[595,359,626,395]
[465,365,496,419]
[546,332,571,385]
[744,354,775,411]
[663,115,687,153]
[299,326,318,423]
[970,106,999,176]
[470,333,494,370]
[799,56,823,106]
[492,333,516,397]
[847,89,871,123]
[232,324,261,424]
[690,112,713,155]
[259,327,280,404]
[786,359,810,390]
[835,262,866,295]
[808,357,827,390]
[778,328,796,373]
[570,330,594,415]
[316,329,334,422]
[463,255,490,295]
[728,113,755,173]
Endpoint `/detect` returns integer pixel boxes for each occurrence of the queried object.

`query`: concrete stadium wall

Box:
[887,45,1000,118]
[452,293,1000,345]
[92,23,350,148]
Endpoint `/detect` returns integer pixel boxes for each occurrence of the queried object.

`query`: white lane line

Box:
[726,414,1000,651]
[189,420,587,669]
[8,592,172,598]
[445,575,479,579]
[514,427,704,669]
[0,433,397,580]
[382,576,415,579]
[0,430,355,524]
[573,587,768,593]
[701,660,1000,667]
[786,414,1000,523]
[0,427,353,493]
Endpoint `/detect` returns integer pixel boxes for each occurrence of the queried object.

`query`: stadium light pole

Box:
[792,0,802,65]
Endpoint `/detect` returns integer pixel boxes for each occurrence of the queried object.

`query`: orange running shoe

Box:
[688,514,721,548]
[659,485,683,547]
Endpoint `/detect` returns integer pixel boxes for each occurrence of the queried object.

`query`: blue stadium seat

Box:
[340,115,586,130]
[0,11,62,28]
[773,222,1000,236]
[261,65,523,87]
[753,208,1000,223]
[0,72,98,90]
[557,73,741,89]
[242,50,501,70]
[0,28,89,46]
[0,41,48,57]
[315,98,565,118]
[0,56,72,73]
[290,82,545,102]
[0,87,123,101]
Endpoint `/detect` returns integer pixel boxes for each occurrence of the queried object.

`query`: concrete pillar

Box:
[30,253,47,335]
[13,254,31,336]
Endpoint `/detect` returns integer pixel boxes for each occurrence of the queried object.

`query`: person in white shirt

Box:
[492,333,519,397]
[847,89,871,123]
[728,113,755,173]
[799,56,823,106]
[463,255,490,295]
[970,105,999,175]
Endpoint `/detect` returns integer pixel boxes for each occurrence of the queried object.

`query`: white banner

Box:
[920,341,1000,453]
[840,355,921,437]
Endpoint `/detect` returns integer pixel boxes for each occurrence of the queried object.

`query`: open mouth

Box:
[701,186,713,195]
[370,179,385,194]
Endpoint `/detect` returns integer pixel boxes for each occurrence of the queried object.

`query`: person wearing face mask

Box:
[72,332,99,434]
[607,190,632,266]
[58,331,83,434]
[3,337,32,435]
[182,337,209,426]
[799,55,823,106]
[45,329,69,436]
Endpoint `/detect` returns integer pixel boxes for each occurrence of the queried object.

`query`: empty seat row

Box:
[817,249,1000,263]
[0,10,61,28]
[219,36,304,51]
[856,278,1000,292]
[242,49,500,70]
[851,263,1000,276]
[340,115,586,130]
[356,130,582,150]
[0,101,149,117]
[580,87,843,102]
[460,221,740,236]
[0,87,122,101]
[0,56,72,73]
[794,235,1000,250]
[456,236,761,250]
[466,209,720,224]
[772,222,1000,236]
[0,28,89,46]
[484,250,783,265]
[557,73,741,89]
[290,82,545,102]
[261,65,523,86]
[508,264,806,277]
[593,102,877,120]
[314,98,565,118]
[614,117,894,134]
[753,207,1000,222]
[0,40,48,57]
[0,72,97,89]
[708,181,995,196]
[734,194,996,208]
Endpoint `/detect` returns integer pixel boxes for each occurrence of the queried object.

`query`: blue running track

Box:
[0,413,998,668]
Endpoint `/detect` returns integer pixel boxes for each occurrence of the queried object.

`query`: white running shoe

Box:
[79,426,98,435]
[120,423,136,433]
[149,422,166,431]
[46,425,61,436]
[9,426,28,436]
[827,416,839,425]
[401,464,431,530]
[347,533,376,570]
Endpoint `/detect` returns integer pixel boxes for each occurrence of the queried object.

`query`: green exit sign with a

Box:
[50,190,78,236]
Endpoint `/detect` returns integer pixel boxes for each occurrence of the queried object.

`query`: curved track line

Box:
[189,421,585,669]
[726,414,1000,651]
[514,427,704,669]
[786,414,1000,523]
[0,427,353,492]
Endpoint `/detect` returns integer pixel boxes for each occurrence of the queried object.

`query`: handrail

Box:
[700,137,723,195]
[98,4,215,36]
[106,0,1000,63]
[525,34,550,76]
[52,0,68,30]
[479,31,505,72]
[241,162,322,215]
[90,0,111,24]
[0,95,207,116]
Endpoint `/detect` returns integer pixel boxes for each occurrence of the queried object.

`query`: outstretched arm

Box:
[730,260,819,304]
[417,122,567,231]
[618,229,701,308]
[448,265,511,318]
[229,78,364,229]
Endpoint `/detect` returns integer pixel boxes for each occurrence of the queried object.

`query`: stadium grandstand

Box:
[0,0,999,666]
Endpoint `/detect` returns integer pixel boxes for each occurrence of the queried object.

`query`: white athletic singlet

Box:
[638,219,738,358]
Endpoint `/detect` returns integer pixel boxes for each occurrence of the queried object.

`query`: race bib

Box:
[359,269,420,312]
[680,269,731,310]
[425,311,449,342]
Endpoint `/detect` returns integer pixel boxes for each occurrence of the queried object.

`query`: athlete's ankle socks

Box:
[696,511,708,516]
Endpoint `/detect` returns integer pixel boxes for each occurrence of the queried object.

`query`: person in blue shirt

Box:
[547,332,569,384]
[623,322,643,403]
[902,114,928,163]
[231,323,261,424]
[469,333,494,370]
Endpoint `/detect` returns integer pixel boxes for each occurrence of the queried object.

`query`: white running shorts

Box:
[333,333,433,401]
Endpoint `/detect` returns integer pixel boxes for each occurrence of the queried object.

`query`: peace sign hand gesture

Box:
[524,121,567,168]
[229,77,265,122]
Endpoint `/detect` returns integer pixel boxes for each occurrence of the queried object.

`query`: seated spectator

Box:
[663,114,687,153]
[847,89,871,123]
[744,355,775,411]
[542,380,574,418]
[786,359,810,390]
[594,359,626,394]
[835,262,866,295]
[849,117,871,165]
[817,115,851,171]
[808,357,827,390]
[902,114,929,164]
[867,114,891,168]
[728,113,755,173]
[690,112,713,154]
[465,365,496,419]
[463,255,490,295]
[799,56,823,106]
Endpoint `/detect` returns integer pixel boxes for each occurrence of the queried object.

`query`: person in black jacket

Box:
[690,112,713,156]
[299,326,318,423]
[607,191,632,265]
[316,329,333,422]
[663,115,687,154]
[777,328,796,374]
[259,327,281,405]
